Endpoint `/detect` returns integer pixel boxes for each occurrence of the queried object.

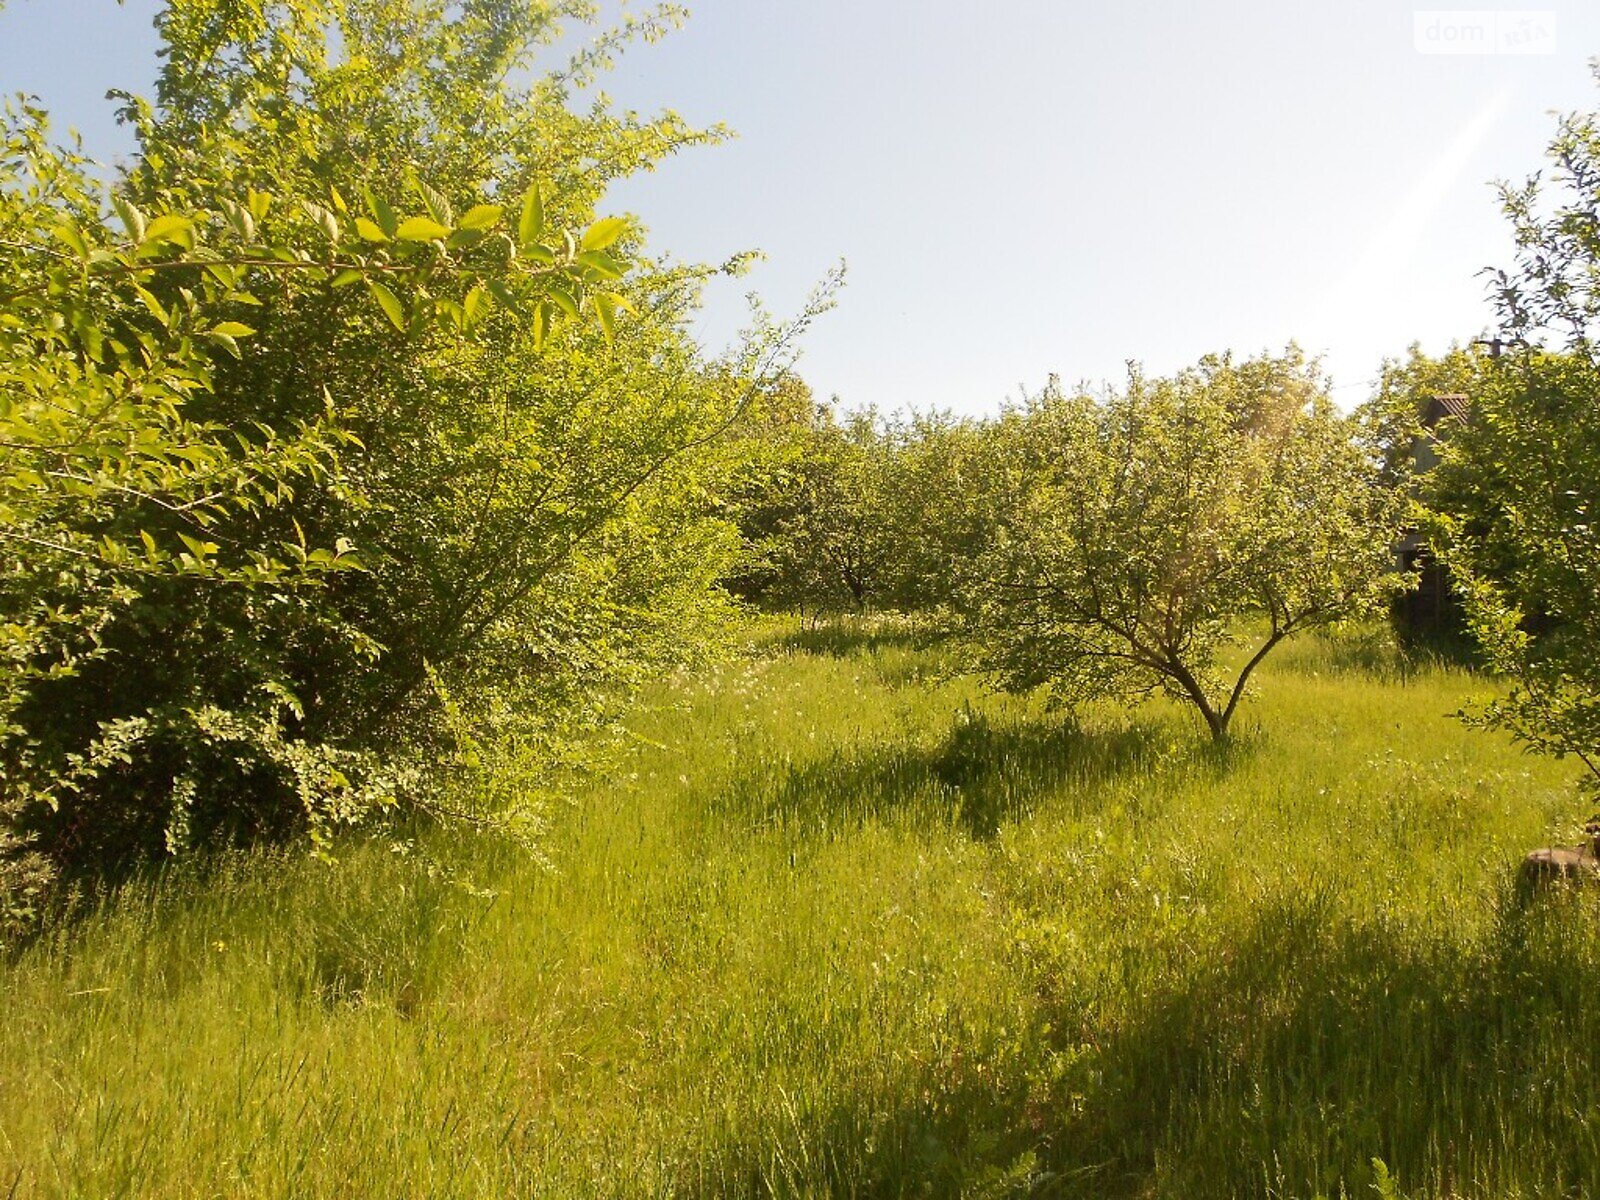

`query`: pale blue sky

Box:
[2,1,1597,411]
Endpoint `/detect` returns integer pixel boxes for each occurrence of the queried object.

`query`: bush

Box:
[0,0,799,928]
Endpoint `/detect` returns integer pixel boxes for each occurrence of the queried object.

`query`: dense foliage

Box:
[0,0,806,927]
[724,392,986,618]
[728,351,1407,740]
[958,351,1405,741]
[1416,75,1600,802]
[10,2,1600,934]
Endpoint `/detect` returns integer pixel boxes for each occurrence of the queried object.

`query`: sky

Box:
[1,1,1597,413]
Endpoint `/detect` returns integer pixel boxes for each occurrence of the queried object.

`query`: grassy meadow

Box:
[3,620,1598,1199]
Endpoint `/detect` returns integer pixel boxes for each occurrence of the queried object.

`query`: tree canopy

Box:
[960,350,1404,741]
[0,0,814,930]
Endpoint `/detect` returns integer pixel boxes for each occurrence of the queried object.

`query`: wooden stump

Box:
[1517,824,1600,903]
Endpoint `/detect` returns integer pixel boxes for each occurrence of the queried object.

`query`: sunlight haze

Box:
[2,0,1597,410]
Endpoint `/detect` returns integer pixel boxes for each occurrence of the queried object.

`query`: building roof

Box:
[1421,393,1470,428]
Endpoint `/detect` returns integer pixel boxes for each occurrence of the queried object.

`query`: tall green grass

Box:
[1,619,1595,1198]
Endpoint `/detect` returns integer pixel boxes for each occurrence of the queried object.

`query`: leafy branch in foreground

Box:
[2,0,842,939]
[0,80,638,928]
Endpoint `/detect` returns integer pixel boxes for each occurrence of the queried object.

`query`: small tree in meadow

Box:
[963,350,1405,741]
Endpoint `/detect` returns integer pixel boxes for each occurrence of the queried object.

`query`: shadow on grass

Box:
[757,616,942,661]
[675,1067,1045,1199]
[716,710,1192,841]
[666,889,1600,1199]
[1034,888,1600,1199]
[1271,626,1487,685]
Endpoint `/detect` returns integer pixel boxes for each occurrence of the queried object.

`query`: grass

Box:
[2,618,1597,1198]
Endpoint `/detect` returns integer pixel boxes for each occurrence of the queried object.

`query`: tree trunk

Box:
[1163,657,1230,742]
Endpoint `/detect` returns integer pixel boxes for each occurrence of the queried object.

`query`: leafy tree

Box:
[1432,353,1600,795]
[871,409,990,615]
[1359,344,1487,491]
[0,86,633,903]
[962,350,1405,742]
[722,391,897,615]
[1428,79,1600,799]
[718,375,834,605]
[771,409,899,613]
[723,398,984,618]
[1,0,819,922]
[111,0,755,744]
[1355,345,1491,651]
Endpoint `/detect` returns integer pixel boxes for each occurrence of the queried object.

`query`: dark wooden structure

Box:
[1393,394,1469,644]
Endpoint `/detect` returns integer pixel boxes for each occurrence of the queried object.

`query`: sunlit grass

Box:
[1,618,1595,1198]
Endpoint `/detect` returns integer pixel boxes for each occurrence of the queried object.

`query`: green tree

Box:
[718,375,833,605]
[111,0,754,746]
[962,350,1404,742]
[1432,351,1600,795]
[1355,344,1492,652]
[1,0,820,919]
[775,409,899,613]
[871,409,990,615]
[0,96,624,913]
[1359,344,1487,491]
[723,394,898,615]
[1424,71,1600,801]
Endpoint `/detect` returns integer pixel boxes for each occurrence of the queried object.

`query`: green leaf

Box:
[593,291,619,344]
[532,301,549,350]
[141,213,196,251]
[436,298,466,333]
[364,188,398,238]
[575,250,625,279]
[206,332,242,360]
[301,202,339,243]
[486,279,522,314]
[177,533,219,560]
[445,228,486,251]
[52,222,89,259]
[416,179,455,227]
[365,279,405,331]
[457,204,503,232]
[395,216,452,243]
[546,281,579,320]
[112,196,147,243]
[330,268,365,288]
[68,314,105,361]
[518,182,544,247]
[354,217,390,243]
[133,284,170,328]
[580,216,628,252]
[245,190,273,222]
[462,285,488,330]
[522,243,556,264]
[219,198,255,242]
[210,321,256,338]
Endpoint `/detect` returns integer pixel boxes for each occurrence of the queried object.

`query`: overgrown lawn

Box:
[2,621,1594,1198]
